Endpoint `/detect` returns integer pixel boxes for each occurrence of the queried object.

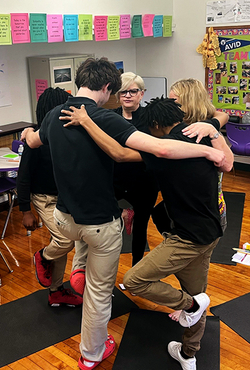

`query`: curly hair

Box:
[36,87,72,128]
[141,96,185,128]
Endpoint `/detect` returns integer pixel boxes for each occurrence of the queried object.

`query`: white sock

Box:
[84,360,95,367]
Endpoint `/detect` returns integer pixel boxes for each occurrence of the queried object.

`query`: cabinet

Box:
[28,54,94,123]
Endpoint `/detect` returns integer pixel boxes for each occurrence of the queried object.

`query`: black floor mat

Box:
[210,191,245,265]
[113,309,220,370]
[210,293,250,343]
[0,283,138,367]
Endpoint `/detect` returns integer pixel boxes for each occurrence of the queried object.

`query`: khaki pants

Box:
[123,234,219,357]
[31,194,74,290]
[53,208,123,362]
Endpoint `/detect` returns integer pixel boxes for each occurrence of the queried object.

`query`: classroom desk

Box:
[0,147,20,239]
[0,148,21,281]
[0,147,20,173]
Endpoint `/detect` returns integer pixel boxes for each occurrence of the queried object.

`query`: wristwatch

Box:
[211,131,222,140]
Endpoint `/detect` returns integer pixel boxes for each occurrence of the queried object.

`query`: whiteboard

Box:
[141,77,167,107]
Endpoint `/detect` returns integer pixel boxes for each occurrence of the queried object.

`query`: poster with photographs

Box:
[207,26,250,116]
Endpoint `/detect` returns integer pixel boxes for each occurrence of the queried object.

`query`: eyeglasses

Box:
[119,89,142,97]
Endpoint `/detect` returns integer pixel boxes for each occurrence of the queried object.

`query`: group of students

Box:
[19,57,233,370]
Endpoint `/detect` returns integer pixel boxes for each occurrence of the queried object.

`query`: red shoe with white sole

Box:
[78,334,115,370]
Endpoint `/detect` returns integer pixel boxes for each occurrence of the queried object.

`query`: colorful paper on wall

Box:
[11,13,30,44]
[108,16,120,41]
[29,13,47,43]
[163,15,172,37]
[35,79,48,101]
[120,15,131,39]
[153,15,163,38]
[63,15,78,42]
[142,14,154,37]
[0,14,12,45]
[79,14,93,41]
[94,16,108,41]
[132,15,144,38]
[47,14,63,43]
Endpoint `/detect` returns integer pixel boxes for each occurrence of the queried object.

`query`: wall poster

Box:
[207,25,250,117]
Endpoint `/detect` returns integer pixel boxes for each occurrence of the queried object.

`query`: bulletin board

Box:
[206,25,250,117]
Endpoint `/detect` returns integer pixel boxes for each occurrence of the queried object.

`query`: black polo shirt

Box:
[141,122,222,245]
[39,97,137,225]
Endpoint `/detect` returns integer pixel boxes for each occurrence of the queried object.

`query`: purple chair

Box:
[226,121,250,156]
[12,140,24,154]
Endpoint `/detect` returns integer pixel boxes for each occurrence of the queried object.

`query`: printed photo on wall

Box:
[232,96,239,104]
[243,92,250,109]
[228,75,238,83]
[228,86,238,94]
[215,72,221,84]
[53,66,72,83]
[218,94,224,103]
[216,86,226,94]
[240,79,248,90]
[230,62,237,73]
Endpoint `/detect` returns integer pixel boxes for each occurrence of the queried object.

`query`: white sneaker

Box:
[179,293,210,328]
[168,341,196,370]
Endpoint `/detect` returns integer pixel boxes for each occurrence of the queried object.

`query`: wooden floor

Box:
[0,169,250,370]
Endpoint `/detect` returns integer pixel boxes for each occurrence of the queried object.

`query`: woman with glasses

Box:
[112,72,159,266]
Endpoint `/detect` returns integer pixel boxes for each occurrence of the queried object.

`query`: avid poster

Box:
[208,27,250,116]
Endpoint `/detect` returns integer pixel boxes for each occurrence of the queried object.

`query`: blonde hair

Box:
[170,78,216,124]
[116,72,145,99]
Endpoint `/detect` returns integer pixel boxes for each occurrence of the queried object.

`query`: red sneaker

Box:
[78,334,115,370]
[70,269,86,295]
[34,249,52,287]
[123,208,134,235]
[49,287,83,307]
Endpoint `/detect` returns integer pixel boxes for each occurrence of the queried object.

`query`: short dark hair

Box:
[75,57,121,94]
[141,96,185,128]
[36,87,72,127]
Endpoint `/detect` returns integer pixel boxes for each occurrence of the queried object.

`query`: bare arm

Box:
[60,105,142,162]
[181,122,233,172]
[125,131,226,168]
[60,105,226,168]
[21,128,43,148]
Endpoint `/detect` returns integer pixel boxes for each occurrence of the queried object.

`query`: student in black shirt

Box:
[17,87,82,308]
[21,58,227,370]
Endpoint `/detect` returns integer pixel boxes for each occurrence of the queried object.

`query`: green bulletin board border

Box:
[206,25,250,117]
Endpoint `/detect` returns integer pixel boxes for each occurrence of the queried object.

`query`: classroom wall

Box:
[136,0,210,92]
[0,0,173,126]
[0,0,242,126]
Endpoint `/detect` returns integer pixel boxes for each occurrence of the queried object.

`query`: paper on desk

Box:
[232,252,250,265]
[2,153,19,159]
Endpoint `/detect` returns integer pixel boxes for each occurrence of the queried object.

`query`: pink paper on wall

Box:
[10,13,30,44]
[94,16,108,41]
[120,14,131,39]
[142,14,154,37]
[35,79,48,101]
[47,14,63,43]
